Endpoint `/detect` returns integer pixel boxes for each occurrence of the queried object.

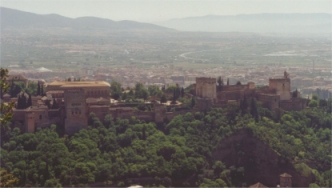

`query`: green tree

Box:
[27,94,32,107]
[312,94,318,100]
[250,98,258,122]
[148,85,162,97]
[0,68,14,125]
[110,81,122,100]
[0,169,19,187]
[191,97,196,108]
[308,100,318,108]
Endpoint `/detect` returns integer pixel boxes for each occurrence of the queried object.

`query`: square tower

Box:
[269,78,291,101]
[64,88,87,135]
[280,173,292,187]
[195,77,216,99]
[24,112,35,133]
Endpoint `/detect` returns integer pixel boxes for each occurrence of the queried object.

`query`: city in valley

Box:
[0,5,331,188]
[2,31,331,98]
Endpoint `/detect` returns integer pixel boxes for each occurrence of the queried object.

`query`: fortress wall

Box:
[217,90,243,101]
[244,89,256,98]
[12,110,26,122]
[88,105,109,122]
[117,111,154,122]
[221,84,248,91]
[280,99,307,111]
[154,103,166,123]
[196,98,213,111]
[256,93,280,110]
[165,110,191,120]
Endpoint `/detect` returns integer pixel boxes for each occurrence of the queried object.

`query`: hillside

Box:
[1,97,331,187]
[156,13,332,34]
[0,7,172,32]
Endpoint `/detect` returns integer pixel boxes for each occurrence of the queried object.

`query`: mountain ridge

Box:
[0,7,173,31]
[156,13,332,33]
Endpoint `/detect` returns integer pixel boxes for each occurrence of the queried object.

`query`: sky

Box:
[1,0,331,22]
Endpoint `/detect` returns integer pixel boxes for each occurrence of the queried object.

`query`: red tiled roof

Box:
[249,182,268,188]
[280,173,292,178]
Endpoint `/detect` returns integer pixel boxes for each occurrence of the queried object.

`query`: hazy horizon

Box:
[1,0,331,22]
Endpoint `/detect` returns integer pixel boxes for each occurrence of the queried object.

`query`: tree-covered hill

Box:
[1,98,331,187]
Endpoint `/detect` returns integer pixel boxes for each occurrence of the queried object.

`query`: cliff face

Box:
[212,129,314,187]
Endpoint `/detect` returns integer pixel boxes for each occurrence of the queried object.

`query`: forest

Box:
[1,91,331,187]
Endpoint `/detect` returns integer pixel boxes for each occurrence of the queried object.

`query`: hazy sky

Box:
[1,0,331,22]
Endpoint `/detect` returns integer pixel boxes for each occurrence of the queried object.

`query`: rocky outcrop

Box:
[213,129,314,187]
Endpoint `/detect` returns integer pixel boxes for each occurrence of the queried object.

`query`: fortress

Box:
[5,71,308,135]
[194,71,307,111]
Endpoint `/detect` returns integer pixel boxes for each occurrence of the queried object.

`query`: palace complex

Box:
[2,71,308,135]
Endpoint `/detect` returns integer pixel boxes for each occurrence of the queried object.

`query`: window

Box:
[39,115,42,120]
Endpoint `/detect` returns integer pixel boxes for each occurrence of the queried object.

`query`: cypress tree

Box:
[52,98,58,109]
[40,85,44,96]
[250,98,258,122]
[27,94,32,107]
[21,93,27,109]
[172,90,176,103]
[191,96,196,108]
[10,79,14,97]
[181,87,184,98]
[37,83,40,96]
[227,78,230,86]
[17,95,21,109]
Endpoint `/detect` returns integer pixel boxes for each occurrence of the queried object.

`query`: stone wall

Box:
[279,98,308,111]
[165,110,191,121]
[256,93,280,110]
[195,98,213,111]
[220,84,249,92]
[88,105,109,122]
[117,111,155,122]
[217,90,244,101]
[154,103,166,123]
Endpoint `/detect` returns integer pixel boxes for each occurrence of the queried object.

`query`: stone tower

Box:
[280,173,292,187]
[25,112,35,133]
[64,88,87,135]
[269,73,291,101]
[195,77,216,99]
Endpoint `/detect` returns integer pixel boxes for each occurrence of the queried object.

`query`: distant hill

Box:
[156,13,332,34]
[0,7,172,32]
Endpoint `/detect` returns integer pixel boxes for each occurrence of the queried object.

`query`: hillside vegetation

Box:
[1,98,331,187]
